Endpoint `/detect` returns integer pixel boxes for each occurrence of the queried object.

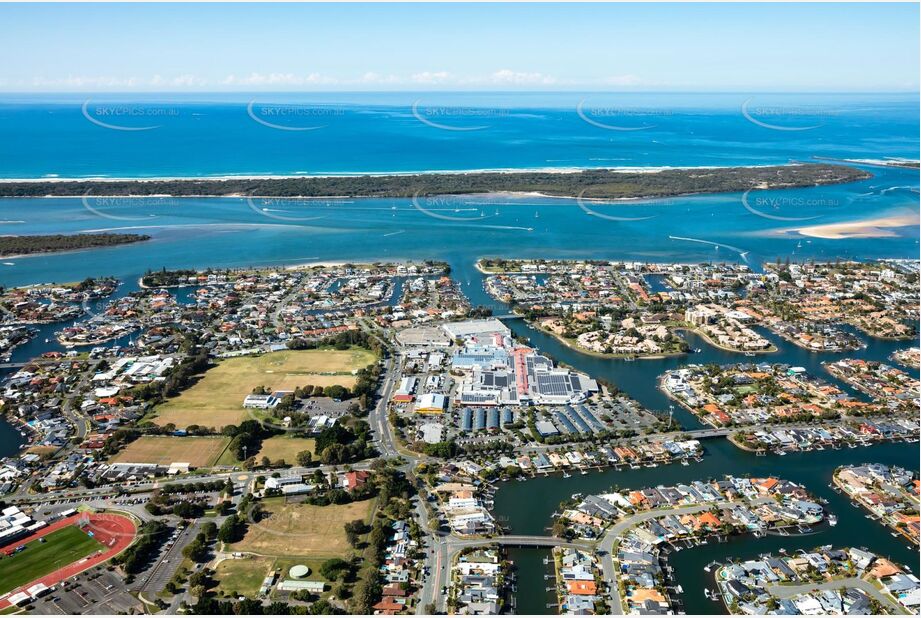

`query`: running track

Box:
[0,513,136,609]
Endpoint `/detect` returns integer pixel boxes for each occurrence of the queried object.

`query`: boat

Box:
[828,514,837,526]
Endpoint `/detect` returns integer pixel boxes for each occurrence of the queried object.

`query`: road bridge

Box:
[449,535,593,551]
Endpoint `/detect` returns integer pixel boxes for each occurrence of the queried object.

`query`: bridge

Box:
[448,535,593,551]
[684,427,732,439]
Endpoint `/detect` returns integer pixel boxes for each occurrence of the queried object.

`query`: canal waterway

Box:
[494,439,920,613]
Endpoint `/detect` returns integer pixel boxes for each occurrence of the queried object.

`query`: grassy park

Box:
[149,348,376,429]
[110,436,231,467]
[229,498,374,558]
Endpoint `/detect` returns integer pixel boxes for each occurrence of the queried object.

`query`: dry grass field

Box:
[254,436,316,464]
[229,499,374,558]
[212,556,275,598]
[109,436,231,467]
[150,348,376,429]
[213,556,334,599]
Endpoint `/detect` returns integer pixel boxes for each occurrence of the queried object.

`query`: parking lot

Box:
[30,568,142,615]
[134,520,199,596]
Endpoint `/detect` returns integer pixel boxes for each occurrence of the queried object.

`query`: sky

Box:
[1,3,918,92]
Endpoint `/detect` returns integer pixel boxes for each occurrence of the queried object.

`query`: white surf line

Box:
[382,230,406,237]
[668,235,750,262]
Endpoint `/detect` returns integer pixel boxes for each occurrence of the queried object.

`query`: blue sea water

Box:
[0,92,917,178]
[0,91,916,290]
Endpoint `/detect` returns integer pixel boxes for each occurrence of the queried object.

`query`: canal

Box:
[450,258,919,613]
[494,440,920,614]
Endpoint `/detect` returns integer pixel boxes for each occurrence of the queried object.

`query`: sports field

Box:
[110,436,231,467]
[0,526,103,595]
[229,498,374,558]
[150,348,376,429]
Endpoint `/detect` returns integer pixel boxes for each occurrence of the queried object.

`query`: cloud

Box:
[9,69,647,91]
[221,72,339,86]
[151,74,208,88]
[411,71,453,85]
[30,75,142,88]
[488,69,557,86]
[358,72,401,85]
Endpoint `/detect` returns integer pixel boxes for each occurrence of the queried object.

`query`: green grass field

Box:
[0,526,103,595]
[150,348,377,429]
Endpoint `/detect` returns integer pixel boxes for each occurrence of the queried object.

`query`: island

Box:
[0,163,869,199]
[0,233,150,257]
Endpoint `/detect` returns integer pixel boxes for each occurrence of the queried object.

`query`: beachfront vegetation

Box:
[0,164,869,199]
[0,233,149,257]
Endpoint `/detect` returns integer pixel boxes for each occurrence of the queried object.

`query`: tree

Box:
[217,514,246,543]
[296,450,313,466]
[320,558,350,581]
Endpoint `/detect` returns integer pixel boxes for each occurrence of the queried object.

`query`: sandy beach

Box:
[784,213,919,239]
[0,163,798,184]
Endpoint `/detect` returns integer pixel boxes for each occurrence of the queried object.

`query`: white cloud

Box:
[411,71,452,85]
[357,72,401,85]
[150,74,208,88]
[488,69,557,86]
[30,75,141,88]
[8,69,649,91]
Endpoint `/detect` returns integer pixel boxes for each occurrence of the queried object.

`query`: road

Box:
[765,577,908,614]
[597,497,773,615]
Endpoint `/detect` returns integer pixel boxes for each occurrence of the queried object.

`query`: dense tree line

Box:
[141,268,203,287]
[312,420,374,464]
[181,522,218,563]
[113,520,169,574]
[0,233,149,257]
[1,164,869,199]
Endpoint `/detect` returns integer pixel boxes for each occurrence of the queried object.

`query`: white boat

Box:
[828,514,837,526]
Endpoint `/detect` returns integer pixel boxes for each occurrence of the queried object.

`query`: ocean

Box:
[0,92,917,178]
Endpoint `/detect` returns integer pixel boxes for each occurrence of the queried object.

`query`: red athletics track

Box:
[0,512,136,609]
